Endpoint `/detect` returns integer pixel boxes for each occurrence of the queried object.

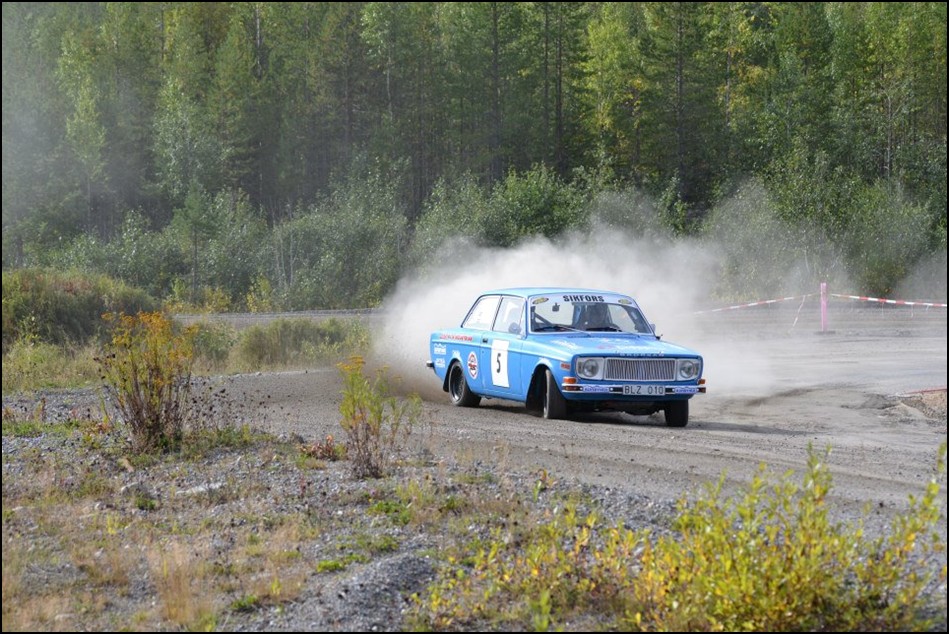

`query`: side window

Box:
[493,296,525,335]
[463,295,501,330]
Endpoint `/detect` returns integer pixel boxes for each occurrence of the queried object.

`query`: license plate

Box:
[622,384,666,396]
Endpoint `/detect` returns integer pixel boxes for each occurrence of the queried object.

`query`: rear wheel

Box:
[543,369,567,419]
[664,400,689,427]
[448,362,480,407]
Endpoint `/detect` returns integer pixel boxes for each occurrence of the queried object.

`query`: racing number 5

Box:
[490,340,510,388]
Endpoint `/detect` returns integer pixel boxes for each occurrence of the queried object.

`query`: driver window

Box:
[493,296,525,335]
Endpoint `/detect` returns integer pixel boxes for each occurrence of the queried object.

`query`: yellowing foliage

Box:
[97,312,196,452]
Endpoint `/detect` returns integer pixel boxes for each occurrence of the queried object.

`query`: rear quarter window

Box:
[463,295,501,330]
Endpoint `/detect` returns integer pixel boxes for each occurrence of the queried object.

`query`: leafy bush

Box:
[408,174,491,269]
[189,320,238,369]
[844,181,935,297]
[483,165,589,247]
[2,268,155,351]
[337,356,420,479]
[409,166,589,267]
[630,447,945,632]
[235,318,366,369]
[97,312,196,453]
[44,213,188,300]
[414,445,946,631]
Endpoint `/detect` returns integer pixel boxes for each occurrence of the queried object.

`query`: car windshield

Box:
[529,294,653,335]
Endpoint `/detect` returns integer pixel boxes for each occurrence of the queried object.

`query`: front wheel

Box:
[664,400,689,427]
[448,362,480,407]
[543,369,567,419]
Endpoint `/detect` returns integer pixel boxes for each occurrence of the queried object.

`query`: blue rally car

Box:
[426,288,706,426]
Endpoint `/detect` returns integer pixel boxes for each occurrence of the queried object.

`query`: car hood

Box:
[539,334,700,358]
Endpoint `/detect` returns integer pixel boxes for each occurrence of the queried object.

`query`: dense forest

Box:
[2,2,946,308]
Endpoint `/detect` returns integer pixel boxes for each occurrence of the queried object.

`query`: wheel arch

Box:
[525,362,554,411]
[441,354,466,392]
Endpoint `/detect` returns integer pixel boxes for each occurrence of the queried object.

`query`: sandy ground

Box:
[228,305,947,537]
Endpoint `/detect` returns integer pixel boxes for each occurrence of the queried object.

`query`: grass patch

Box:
[367,499,412,526]
[353,532,400,555]
[230,594,261,613]
[2,339,101,393]
[3,315,371,395]
[1,413,93,438]
[316,553,369,574]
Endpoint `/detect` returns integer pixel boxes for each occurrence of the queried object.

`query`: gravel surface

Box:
[2,397,681,632]
[3,306,947,630]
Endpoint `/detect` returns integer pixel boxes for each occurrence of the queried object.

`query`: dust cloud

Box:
[372,223,777,401]
[896,250,948,303]
[372,181,945,405]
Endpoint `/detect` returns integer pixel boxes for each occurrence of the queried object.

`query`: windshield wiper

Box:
[533,324,587,334]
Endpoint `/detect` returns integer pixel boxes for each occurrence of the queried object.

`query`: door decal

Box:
[466,351,479,379]
[490,340,510,388]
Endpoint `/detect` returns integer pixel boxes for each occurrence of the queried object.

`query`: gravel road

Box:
[234,305,948,530]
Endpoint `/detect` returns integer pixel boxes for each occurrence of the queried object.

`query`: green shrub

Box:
[483,164,589,247]
[97,312,196,453]
[414,445,946,631]
[630,446,945,632]
[338,356,420,479]
[2,268,155,351]
[235,318,365,369]
[189,320,237,369]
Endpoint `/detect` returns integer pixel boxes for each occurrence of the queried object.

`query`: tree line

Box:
[2,2,946,307]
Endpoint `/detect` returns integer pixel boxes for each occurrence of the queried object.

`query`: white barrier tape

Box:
[695,294,814,314]
[831,294,948,308]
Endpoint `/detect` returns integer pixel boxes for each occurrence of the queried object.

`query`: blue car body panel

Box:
[428,287,706,415]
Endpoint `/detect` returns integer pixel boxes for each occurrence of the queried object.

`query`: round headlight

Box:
[578,358,601,379]
[678,359,699,380]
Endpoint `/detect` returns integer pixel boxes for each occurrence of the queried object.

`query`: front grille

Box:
[604,358,675,381]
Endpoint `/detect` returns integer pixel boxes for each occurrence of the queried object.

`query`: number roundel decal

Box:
[467,352,479,379]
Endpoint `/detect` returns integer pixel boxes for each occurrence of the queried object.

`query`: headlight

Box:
[676,359,701,380]
[576,357,603,380]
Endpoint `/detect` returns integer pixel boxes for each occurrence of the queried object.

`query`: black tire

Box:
[664,400,689,427]
[448,362,480,407]
[543,369,567,420]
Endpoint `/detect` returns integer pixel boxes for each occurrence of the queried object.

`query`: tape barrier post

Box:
[820,282,828,333]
